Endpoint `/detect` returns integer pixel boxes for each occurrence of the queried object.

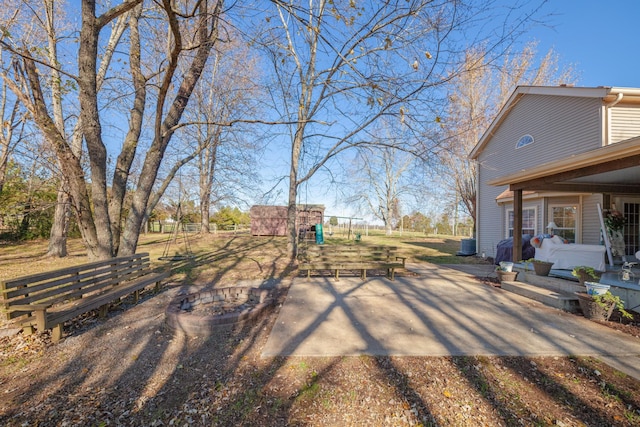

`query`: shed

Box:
[250,204,325,236]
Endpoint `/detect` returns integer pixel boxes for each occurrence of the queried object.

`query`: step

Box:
[512,269,585,294]
[501,280,581,313]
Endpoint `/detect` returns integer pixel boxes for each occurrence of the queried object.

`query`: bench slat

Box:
[4,259,149,301]
[1,253,148,290]
[45,271,170,329]
[1,253,168,341]
[297,245,405,280]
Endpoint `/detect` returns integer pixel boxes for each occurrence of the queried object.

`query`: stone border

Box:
[165,287,273,337]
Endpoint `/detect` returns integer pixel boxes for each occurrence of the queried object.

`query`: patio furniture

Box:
[298,245,406,280]
[534,235,605,271]
[494,234,535,264]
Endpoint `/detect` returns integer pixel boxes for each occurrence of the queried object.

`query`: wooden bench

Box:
[0,253,169,342]
[298,245,406,280]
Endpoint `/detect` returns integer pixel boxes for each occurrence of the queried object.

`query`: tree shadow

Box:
[2,247,640,425]
[453,355,639,426]
[0,236,296,423]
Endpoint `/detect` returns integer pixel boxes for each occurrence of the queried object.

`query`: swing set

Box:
[158,202,194,261]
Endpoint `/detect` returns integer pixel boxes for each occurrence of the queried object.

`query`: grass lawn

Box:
[0,230,484,283]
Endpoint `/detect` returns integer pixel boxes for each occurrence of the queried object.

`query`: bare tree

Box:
[184,35,262,233]
[1,0,224,259]
[439,42,577,233]
[0,68,27,195]
[43,0,130,256]
[349,146,413,235]
[257,0,547,257]
[0,8,36,198]
[119,0,224,256]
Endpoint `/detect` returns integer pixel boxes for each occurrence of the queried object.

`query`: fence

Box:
[146,222,250,234]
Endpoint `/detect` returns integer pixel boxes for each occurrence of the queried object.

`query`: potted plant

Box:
[571,266,604,286]
[526,258,554,276]
[574,291,633,321]
[499,261,514,272]
[495,265,517,283]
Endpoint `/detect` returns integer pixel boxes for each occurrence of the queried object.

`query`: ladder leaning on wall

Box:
[597,203,615,267]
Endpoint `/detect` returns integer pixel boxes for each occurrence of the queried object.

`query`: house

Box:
[470,85,640,265]
[250,204,325,237]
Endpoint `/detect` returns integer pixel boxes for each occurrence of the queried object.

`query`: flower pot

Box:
[533,261,553,276]
[496,270,518,283]
[575,292,615,321]
[499,261,514,272]
[584,282,610,296]
[575,269,603,286]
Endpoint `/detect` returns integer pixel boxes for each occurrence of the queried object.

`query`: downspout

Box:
[605,92,624,107]
[601,92,624,225]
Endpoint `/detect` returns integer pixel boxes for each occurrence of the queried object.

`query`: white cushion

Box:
[550,235,565,245]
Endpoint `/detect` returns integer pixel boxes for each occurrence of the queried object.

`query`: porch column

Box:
[512,188,523,262]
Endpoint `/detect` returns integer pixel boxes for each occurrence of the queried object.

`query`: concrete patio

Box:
[262,262,640,381]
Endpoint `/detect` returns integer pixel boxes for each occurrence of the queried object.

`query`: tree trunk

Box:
[20,53,102,259]
[287,124,305,258]
[199,132,219,234]
[47,190,70,257]
[45,5,131,258]
[45,0,70,258]
[200,199,211,233]
[47,131,83,257]
[120,0,221,255]
[19,201,31,238]
[0,122,15,195]
[109,4,145,254]
[199,142,212,234]
[78,0,114,259]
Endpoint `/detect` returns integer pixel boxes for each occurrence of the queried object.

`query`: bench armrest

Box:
[395,256,406,265]
[7,303,52,312]
[6,303,50,330]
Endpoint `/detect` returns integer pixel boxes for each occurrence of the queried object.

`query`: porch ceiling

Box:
[487,136,640,194]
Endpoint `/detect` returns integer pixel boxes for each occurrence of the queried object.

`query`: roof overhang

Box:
[495,189,593,204]
[488,136,640,194]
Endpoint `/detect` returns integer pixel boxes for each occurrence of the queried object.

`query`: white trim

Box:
[496,191,593,205]
[613,196,640,256]
[600,105,607,147]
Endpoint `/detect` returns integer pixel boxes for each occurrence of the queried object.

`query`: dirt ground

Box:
[1,234,640,426]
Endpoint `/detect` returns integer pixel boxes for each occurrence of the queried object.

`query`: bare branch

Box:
[96,0,142,29]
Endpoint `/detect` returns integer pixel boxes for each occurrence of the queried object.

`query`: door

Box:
[623,202,640,256]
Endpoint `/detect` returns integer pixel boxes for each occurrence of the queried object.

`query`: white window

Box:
[549,205,578,243]
[516,134,534,149]
[507,208,536,238]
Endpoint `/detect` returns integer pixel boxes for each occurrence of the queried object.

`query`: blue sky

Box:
[256,1,640,224]
[534,0,639,87]
[322,1,640,222]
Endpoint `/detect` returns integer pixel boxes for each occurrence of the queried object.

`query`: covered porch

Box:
[488,136,640,266]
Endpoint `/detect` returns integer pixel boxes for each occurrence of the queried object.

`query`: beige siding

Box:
[480,95,602,180]
[609,106,640,144]
[581,195,604,244]
[476,173,505,259]
[481,194,602,256]
[476,95,603,255]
